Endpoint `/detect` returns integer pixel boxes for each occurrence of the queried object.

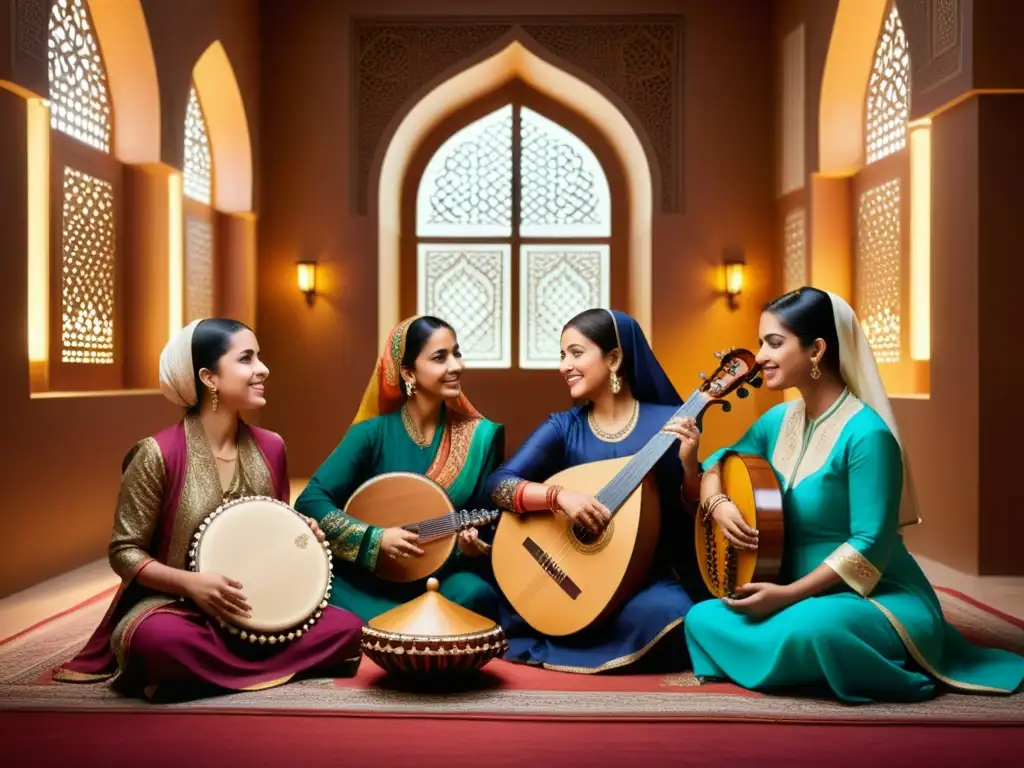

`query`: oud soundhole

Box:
[570,521,613,554]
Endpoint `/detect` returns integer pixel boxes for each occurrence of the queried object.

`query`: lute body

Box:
[344,472,499,583]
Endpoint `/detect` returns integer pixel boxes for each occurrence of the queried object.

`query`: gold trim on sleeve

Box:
[825,542,881,597]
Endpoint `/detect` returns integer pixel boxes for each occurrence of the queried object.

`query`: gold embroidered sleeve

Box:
[824,542,882,597]
[109,438,166,580]
[491,477,524,513]
[320,510,382,572]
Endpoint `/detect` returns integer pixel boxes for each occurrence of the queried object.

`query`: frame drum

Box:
[189,496,333,644]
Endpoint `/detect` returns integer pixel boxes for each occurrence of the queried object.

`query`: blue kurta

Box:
[684,391,1024,703]
[486,403,707,673]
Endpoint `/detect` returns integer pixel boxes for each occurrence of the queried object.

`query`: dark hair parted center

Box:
[402,316,456,370]
[763,287,840,377]
[563,308,631,386]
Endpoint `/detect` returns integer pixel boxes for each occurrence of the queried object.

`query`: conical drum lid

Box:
[368,578,498,636]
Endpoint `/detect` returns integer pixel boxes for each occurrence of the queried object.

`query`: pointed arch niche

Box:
[376,41,653,349]
[816,0,930,397]
[183,41,256,331]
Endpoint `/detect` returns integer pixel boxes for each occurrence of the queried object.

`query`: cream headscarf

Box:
[159,319,203,408]
[828,293,921,527]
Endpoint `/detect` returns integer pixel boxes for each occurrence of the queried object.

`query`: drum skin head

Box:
[194,497,331,634]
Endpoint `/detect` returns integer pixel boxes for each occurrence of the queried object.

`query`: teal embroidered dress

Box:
[684,391,1024,703]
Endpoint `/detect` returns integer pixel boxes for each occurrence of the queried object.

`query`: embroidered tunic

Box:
[684,392,1024,702]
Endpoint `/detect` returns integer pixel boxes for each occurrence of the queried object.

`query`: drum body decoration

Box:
[361,578,507,676]
[188,495,333,645]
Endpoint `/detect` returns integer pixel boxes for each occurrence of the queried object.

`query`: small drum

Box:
[361,578,507,676]
[188,495,333,644]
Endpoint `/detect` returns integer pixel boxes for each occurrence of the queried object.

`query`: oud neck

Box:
[596,390,708,515]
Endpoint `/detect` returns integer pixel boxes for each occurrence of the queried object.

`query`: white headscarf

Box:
[159,319,203,408]
[828,293,921,527]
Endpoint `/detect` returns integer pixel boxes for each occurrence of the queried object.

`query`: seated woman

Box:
[485,309,707,674]
[54,319,363,699]
[685,288,1024,703]
[294,316,505,622]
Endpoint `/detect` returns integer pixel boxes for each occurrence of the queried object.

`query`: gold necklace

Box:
[588,399,639,442]
[401,404,432,448]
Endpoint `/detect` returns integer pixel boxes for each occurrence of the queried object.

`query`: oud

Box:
[491,349,762,636]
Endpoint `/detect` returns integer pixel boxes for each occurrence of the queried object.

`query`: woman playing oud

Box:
[685,288,1024,702]
[485,309,707,673]
[54,319,363,699]
[295,316,505,622]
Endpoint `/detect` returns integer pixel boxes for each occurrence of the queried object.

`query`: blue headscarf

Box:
[608,310,682,407]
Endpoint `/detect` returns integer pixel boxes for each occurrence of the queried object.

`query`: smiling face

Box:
[402,326,465,401]
[559,325,621,401]
[755,310,821,391]
[199,328,269,410]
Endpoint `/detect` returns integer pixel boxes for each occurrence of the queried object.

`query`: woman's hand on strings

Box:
[711,501,759,550]
[457,528,491,558]
[663,417,701,470]
[554,489,611,535]
[186,572,251,622]
[382,527,425,560]
[722,582,792,619]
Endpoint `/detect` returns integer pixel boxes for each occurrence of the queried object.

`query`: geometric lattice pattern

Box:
[61,167,115,364]
[520,246,610,368]
[783,208,807,293]
[856,180,901,363]
[865,4,910,165]
[520,108,610,237]
[417,245,511,368]
[184,86,212,205]
[48,0,112,153]
[185,215,214,322]
[417,106,513,237]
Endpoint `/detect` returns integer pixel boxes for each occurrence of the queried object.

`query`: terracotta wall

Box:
[0,0,261,599]
[257,0,780,476]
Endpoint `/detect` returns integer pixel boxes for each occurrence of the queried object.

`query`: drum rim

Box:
[361,625,505,644]
[188,494,334,644]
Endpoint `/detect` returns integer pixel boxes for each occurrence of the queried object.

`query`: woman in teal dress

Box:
[684,287,1024,703]
[295,316,505,622]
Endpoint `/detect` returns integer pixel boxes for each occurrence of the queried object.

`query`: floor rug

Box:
[1,586,1021,725]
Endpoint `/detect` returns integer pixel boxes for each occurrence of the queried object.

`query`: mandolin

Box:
[696,452,784,598]
[344,472,498,583]
[491,349,763,637]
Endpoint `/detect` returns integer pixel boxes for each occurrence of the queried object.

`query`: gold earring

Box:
[810,359,821,380]
[405,380,416,397]
[609,371,622,395]
[210,387,219,412]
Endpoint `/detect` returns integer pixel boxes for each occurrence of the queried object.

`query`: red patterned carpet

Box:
[1,585,1022,765]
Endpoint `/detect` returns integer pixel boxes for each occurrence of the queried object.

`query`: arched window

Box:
[47,0,122,388]
[414,103,612,369]
[854,2,922,391]
[183,84,215,322]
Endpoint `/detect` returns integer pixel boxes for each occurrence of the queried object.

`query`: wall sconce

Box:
[297,261,317,306]
[723,248,745,310]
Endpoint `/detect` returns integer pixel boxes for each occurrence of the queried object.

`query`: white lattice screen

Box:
[184,86,213,205]
[783,208,807,293]
[185,216,214,322]
[48,0,111,153]
[61,167,115,364]
[865,5,910,165]
[415,103,612,368]
[856,180,902,363]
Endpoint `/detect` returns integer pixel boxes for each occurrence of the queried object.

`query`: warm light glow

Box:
[297,261,317,294]
[27,98,50,365]
[725,262,744,298]
[168,172,184,336]
[910,120,931,361]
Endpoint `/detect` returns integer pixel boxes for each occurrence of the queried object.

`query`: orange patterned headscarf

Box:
[352,316,481,426]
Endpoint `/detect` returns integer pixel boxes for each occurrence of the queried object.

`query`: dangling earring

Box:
[810,359,821,380]
[609,371,622,395]
[405,380,416,397]
[209,387,219,412]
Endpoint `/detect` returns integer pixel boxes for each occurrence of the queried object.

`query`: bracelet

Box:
[700,493,731,524]
[545,484,564,514]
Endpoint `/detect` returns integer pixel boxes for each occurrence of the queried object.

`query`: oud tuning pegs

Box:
[699,372,708,380]
[714,350,724,359]
[750,376,764,389]
[736,387,749,399]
